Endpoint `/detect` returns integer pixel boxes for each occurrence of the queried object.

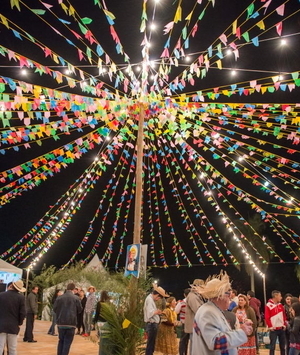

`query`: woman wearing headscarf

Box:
[155,296,179,355]
[232,294,257,355]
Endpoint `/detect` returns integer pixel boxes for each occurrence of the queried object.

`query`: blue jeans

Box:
[83,312,93,334]
[269,329,286,355]
[145,323,158,355]
[57,327,75,355]
[289,348,300,355]
[48,310,57,335]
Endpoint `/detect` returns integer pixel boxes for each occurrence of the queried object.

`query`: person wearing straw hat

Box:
[185,279,204,354]
[0,280,26,355]
[192,271,253,355]
[143,284,169,355]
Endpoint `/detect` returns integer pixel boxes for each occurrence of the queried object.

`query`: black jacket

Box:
[26,291,38,314]
[53,290,82,327]
[0,289,26,334]
[289,316,300,345]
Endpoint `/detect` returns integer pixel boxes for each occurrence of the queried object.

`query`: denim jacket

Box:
[53,290,82,327]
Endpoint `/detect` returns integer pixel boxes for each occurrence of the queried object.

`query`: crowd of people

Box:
[0,281,110,355]
[0,274,299,355]
[144,273,300,355]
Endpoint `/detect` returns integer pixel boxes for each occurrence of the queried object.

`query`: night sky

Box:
[0,0,300,301]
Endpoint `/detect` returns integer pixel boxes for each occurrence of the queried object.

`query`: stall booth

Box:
[0,258,23,292]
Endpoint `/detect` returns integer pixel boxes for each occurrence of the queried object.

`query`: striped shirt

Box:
[175,298,187,323]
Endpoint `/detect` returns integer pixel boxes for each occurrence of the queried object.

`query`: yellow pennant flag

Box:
[256,20,265,30]
[122,319,131,329]
[174,6,182,23]
[232,20,237,34]
[216,60,222,70]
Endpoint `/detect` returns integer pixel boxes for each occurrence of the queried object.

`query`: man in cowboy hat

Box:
[184,279,204,354]
[192,271,253,355]
[143,284,169,355]
[0,280,26,355]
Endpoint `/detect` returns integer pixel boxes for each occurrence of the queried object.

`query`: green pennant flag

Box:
[32,9,46,15]
[81,17,93,25]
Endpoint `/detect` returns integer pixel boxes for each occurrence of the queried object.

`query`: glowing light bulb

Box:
[278,75,284,80]
[280,39,287,45]
[150,23,156,30]
[185,56,191,62]
[21,69,27,75]
[136,66,141,72]
[231,70,236,76]
[65,69,70,74]
[106,136,110,141]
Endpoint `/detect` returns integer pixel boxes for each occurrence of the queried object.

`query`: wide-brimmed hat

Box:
[12,280,26,293]
[153,284,169,298]
[88,286,96,292]
[194,271,231,300]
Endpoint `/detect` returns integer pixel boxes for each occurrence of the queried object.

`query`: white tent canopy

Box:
[0,258,23,287]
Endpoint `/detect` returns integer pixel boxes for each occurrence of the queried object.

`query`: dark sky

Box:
[0,0,300,296]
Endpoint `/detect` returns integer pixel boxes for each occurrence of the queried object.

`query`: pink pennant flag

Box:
[276,22,282,36]
[262,0,272,14]
[276,4,285,16]
[163,21,174,35]
[160,48,169,58]
[70,30,82,40]
[219,33,227,45]
[44,47,52,57]
[192,24,198,37]
[19,56,29,67]
[78,49,84,61]
[41,2,53,9]
[8,50,16,61]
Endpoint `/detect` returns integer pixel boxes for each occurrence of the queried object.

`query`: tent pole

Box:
[25,267,30,299]
[133,103,145,245]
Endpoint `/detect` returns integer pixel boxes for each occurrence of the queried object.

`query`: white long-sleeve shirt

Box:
[143,294,160,323]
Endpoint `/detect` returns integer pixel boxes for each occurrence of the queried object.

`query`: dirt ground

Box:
[11,320,271,355]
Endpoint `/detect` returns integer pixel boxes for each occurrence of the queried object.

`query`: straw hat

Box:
[191,279,204,287]
[153,284,169,298]
[12,280,26,293]
[194,271,231,300]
